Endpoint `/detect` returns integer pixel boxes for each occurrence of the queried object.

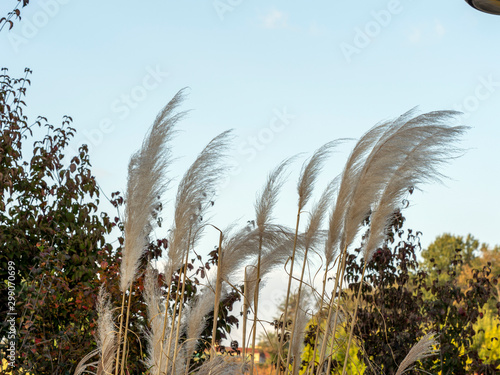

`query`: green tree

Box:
[342,211,500,374]
[421,233,479,284]
[0,71,241,374]
[0,68,118,374]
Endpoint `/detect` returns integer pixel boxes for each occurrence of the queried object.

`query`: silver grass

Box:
[192,356,247,375]
[244,229,303,307]
[96,286,117,375]
[290,292,310,375]
[169,313,190,375]
[73,349,99,375]
[297,141,339,212]
[164,131,231,375]
[317,111,422,373]
[283,143,337,373]
[219,224,294,283]
[174,347,187,375]
[250,158,293,371]
[363,123,466,263]
[326,306,345,337]
[304,179,338,252]
[184,286,217,360]
[395,332,438,375]
[340,111,462,375]
[341,110,460,251]
[120,89,186,293]
[216,223,260,282]
[164,130,232,284]
[255,158,293,234]
[324,121,391,268]
[144,266,169,374]
[337,110,415,253]
[287,181,335,372]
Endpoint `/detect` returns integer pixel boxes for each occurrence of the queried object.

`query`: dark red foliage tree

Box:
[0,69,241,374]
[344,211,500,375]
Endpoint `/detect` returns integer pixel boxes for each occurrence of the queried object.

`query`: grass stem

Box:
[114,291,126,375]
[120,285,133,375]
[341,261,366,375]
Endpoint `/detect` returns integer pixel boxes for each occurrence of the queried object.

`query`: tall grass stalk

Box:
[115,89,185,375]
[250,159,290,374]
[169,241,193,375]
[315,246,348,375]
[242,268,249,361]
[280,142,335,374]
[278,211,301,374]
[340,261,366,375]
[160,129,231,373]
[287,180,336,375]
[156,285,172,375]
[249,235,263,375]
[163,274,183,373]
[329,112,464,374]
[76,101,464,375]
[113,292,126,375]
[324,248,349,375]
[119,286,133,375]
[395,331,438,375]
[210,228,224,359]
[144,265,169,375]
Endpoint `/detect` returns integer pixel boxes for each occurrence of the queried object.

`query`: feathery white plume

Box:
[193,355,247,375]
[219,224,293,283]
[341,110,460,252]
[73,350,99,375]
[395,332,438,375]
[324,121,392,267]
[144,266,170,374]
[297,141,339,211]
[120,89,186,292]
[290,293,310,375]
[244,229,303,307]
[363,121,466,262]
[96,286,116,375]
[164,130,232,283]
[184,286,217,360]
[255,158,293,234]
[304,179,337,252]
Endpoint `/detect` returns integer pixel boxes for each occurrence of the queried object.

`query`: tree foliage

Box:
[344,211,426,375]
[420,233,479,284]
[0,0,30,32]
[0,70,241,374]
[344,212,500,375]
[0,68,116,373]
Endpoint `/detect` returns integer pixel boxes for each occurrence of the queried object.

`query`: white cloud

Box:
[407,21,445,44]
[261,9,288,29]
[408,27,422,43]
[435,19,446,38]
[309,21,326,36]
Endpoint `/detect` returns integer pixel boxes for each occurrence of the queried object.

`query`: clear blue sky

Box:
[2,0,499,331]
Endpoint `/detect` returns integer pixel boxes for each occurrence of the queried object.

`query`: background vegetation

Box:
[1,3,500,374]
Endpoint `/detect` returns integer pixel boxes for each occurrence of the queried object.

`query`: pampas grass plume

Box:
[395,332,439,375]
[120,89,186,293]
